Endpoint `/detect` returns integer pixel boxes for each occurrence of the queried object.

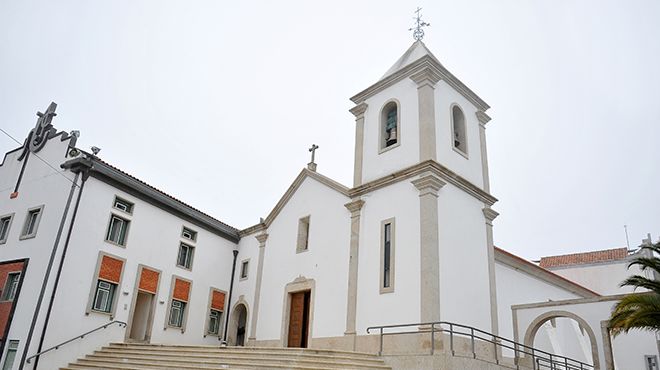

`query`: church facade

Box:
[0,41,656,370]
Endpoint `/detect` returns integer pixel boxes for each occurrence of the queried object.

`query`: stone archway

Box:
[228,299,249,346]
[523,310,600,369]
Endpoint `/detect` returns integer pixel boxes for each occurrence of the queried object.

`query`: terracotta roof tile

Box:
[539,248,629,269]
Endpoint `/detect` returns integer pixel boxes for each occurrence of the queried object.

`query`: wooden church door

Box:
[287,290,310,347]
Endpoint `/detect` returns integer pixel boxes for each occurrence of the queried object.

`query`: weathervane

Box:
[409,7,430,41]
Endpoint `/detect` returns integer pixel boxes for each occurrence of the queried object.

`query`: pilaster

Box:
[249,232,268,340]
[482,206,499,335]
[411,172,445,323]
[476,111,492,193]
[350,103,368,187]
[344,199,365,344]
[411,68,441,162]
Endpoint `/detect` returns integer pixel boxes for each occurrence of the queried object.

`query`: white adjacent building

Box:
[0,40,656,370]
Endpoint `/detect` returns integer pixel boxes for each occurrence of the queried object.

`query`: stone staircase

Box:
[62,343,392,370]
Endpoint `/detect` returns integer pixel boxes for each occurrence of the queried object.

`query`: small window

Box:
[106,215,129,246]
[380,101,400,150]
[92,280,116,313]
[451,105,467,155]
[2,340,19,370]
[380,219,395,293]
[2,272,21,301]
[169,300,186,327]
[177,243,194,269]
[113,197,134,214]
[646,355,659,370]
[240,260,249,279]
[208,309,221,335]
[181,227,197,242]
[296,216,310,253]
[0,214,13,244]
[20,206,43,239]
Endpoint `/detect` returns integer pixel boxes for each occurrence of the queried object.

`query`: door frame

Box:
[280,276,315,348]
[227,296,250,346]
[124,264,161,343]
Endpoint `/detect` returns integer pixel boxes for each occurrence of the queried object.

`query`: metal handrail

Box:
[26,320,126,364]
[366,321,593,370]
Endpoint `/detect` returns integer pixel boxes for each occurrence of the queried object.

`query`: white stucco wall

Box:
[253,176,350,342]
[548,260,644,296]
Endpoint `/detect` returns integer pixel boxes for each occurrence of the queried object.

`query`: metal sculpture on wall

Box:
[18,102,58,161]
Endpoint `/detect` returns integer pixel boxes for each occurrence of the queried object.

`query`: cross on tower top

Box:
[409,7,430,41]
[308,144,319,172]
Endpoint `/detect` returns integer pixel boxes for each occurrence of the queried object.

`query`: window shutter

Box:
[138,268,159,294]
[211,290,225,310]
[98,256,123,283]
[173,279,190,302]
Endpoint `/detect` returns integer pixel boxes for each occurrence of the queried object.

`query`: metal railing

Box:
[366,321,593,370]
[26,320,126,364]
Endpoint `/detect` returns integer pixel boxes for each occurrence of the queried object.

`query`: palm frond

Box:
[620,275,660,294]
[609,293,660,336]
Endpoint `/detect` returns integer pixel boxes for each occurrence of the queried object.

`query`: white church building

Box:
[0,39,657,370]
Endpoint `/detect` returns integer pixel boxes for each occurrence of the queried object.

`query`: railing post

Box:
[430,323,435,355]
[449,323,454,355]
[564,357,568,370]
[379,327,383,356]
[470,327,476,359]
[549,353,553,370]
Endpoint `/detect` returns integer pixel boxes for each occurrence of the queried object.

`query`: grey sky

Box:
[1,0,658,260]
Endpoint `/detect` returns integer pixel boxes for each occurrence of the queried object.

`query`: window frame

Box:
[450,103,469,158]
[239,259,250,281]
[91,279,117,313]
[380,218,396,294]
[19,205,44,240]
[204,287,227,337]
[378,99,402,154]
[176,242,195,270]
[0,213,14,244]
[2,340,19,370]
[86,251,126,318]
[105,213,130,247]
[1,272,21,302]
[168,299,186,328]
[296,215,311,253]
[181,226,197,242]
[164,275,192,332]
[112,196,134,215]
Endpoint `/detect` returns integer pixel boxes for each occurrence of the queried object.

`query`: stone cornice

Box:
[482,207,499,223]
[411,172,446,197]
[344,199,365,216]
[476,111,492,126]
[350,55,490,112]
[410,67,441,88]
[239,223,266,237]
[255,233,269,245]
[350,160,497,206]
[349,103,368,119]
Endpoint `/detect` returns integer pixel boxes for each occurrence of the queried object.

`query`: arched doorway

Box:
[228,303,248,346]
[523,310,600,369]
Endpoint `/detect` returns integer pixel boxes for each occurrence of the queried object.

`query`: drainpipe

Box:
[33,168,89,369]
[223,250,239,342]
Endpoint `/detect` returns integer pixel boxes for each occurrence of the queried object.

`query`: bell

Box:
[386,128,397,146]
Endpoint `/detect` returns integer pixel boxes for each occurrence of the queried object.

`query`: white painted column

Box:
[344,199,365,340]
[412,172,445,323]
[249,232,268,341]
[483,207,499,335]
[350,103,368,187]
[411,68,441,162]
[476,111,492,192]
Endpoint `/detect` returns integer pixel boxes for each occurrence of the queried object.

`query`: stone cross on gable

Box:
[307,144,319,172]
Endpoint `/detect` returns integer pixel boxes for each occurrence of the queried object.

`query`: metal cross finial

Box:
[307,144,319,171]
[409,7,430,41]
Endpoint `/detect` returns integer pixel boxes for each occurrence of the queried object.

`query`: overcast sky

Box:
[1,0,658,260]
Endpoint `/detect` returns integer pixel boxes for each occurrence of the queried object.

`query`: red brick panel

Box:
[211,290,225,310]
[0,261,25,340]
[138,268,159,294]
[98,256,123,283]
[173,279,190,302]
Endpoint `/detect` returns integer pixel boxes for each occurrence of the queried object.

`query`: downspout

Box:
[33,168,89,369]
[223,250,239,342]
[19,172,80,370]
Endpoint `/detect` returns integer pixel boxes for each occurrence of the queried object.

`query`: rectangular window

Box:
[181,227,197,242]
[168,299,186,327]
[646,355,659,370]
[177,243,194,269]
[296,216,310,253]
[0,214,13,243]
[208,309,221,335]
[20,206,43,239]
[1,340,18,370]
[113,197,134,214]
[240,260,249,279]
[2,272,20,301]
[106,215,129,246]
[380,218,395,293]
[92,280,116,312]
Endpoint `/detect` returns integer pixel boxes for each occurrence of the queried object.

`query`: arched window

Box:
[451,105,467,155]
[380,101,399,150]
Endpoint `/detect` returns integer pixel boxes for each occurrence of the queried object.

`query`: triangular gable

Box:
[380,40,443,81]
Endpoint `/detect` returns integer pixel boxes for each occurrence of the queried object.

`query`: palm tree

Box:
[609,241,660,336]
